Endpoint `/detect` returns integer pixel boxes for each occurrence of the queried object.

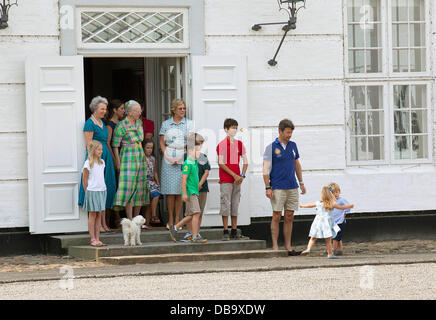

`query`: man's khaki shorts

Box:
[270,188,299,212]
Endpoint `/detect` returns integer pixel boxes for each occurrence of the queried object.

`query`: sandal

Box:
[151,216,161,224]
[90,240,100,247]
[96,241,107,247]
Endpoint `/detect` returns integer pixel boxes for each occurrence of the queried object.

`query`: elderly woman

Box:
[159,98,194,229]
[78,96,117,232]
[112,100,149,219]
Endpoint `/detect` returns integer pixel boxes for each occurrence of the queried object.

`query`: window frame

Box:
[388,0,431,77]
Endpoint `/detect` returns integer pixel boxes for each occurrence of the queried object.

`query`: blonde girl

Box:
[300,186,354,258]
[82,140,107,247]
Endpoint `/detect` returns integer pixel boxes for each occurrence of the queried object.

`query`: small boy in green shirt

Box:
[169,133,207,243]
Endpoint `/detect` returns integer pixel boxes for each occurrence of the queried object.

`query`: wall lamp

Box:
[252,0,307,66]
[0,0,18,30]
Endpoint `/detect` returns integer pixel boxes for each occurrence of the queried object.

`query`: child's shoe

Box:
[191,235,208,243]
[222,230,230,241]
[180,232,192,242]
[300,249,311,256]
[328,254,339,259]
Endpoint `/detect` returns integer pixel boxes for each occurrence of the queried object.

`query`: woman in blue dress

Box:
[79,96,117,232]
[159,99,194,229]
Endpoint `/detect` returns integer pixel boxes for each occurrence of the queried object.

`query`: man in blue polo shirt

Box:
[263,119,306,256]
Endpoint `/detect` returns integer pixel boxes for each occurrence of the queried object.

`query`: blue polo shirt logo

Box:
[263,138,300,190]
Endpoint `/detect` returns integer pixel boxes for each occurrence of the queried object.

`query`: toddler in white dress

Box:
[300,186,354,258]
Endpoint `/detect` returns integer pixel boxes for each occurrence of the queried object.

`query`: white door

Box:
[25,56,87,234]
[191,56,250,227]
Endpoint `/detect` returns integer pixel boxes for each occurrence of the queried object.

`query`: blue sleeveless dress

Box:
[78,118,117,209]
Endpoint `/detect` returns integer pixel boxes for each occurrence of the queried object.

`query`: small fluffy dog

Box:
[121,215,146,246]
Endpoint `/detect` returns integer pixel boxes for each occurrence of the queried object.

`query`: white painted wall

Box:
[0,0,435,228]
[0,0,60,228]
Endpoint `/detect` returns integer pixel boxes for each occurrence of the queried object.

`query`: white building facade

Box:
[1,0,435,234]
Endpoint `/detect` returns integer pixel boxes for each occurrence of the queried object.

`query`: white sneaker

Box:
[301,249,311,256]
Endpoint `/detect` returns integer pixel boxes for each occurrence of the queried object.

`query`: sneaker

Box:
[191,235,208,243]
[301,249,311,256]
[180,232,192,243]
[233,233,249,240]
[328,254,339,259]
[169,226,178,242]
[222,231,230,241]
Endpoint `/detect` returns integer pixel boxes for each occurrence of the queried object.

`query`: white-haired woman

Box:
[79,96,117,232]
[112,100,149,220]
[159,98,194,229]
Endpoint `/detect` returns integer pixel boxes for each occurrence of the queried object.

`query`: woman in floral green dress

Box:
[112,100,149,220]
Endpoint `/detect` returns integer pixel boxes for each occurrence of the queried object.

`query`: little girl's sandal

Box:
[96,241,107,246]
[90,240,100,247]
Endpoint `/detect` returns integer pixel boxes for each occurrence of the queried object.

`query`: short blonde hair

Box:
[170,99,186,116]
[328,182,341,193]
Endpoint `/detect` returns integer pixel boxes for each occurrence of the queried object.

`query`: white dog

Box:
[121,216,146,246]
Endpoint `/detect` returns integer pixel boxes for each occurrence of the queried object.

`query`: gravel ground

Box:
[1,239,436,272]
[0,263,434,300]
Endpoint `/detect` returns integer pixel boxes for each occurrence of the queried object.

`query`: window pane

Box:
[410,48,425,72]
[411,110,427,134]
[410,23,425,47]
[365,23,381,47]
[348,24,365,47]
[368,136,384,160]
[394,85,409,109]
[350,86,366,109]
[348,0,365,23]
[349,50,365,73]
[367,111,384,134]
[412,135,427,159]
[409,0,425,21]
[367,0,381,21]
[392,0,408,22]
[351,137,367,161]
[366,86,383,109]
[394,135,411,159]
[392,23,409,47]
[392,49,409,72]
[351,111,367,135]
[410,85,426,108]
[365,49,382,73]
[394,111,410,134]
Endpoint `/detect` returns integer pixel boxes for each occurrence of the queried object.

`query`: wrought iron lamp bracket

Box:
[0,0,18,30]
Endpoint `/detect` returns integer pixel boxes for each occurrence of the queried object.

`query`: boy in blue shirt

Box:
[329,182,351,256]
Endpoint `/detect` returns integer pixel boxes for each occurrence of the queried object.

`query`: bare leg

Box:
[307,237,317,251]
[151,196,159,221]
[95,212,102,243]
[174,195,183,225]
[191,213,201,237]
[283,210,295,251]
[133,206,141,218]
[325,238,333,256]
[337,240,343,251]
[88,212,97,242]
[222,216,229,230]
[270,211,282,250]
[231,216,238,230]
[145,204,152,227]
[175,215,193,230]
[166,195,175,228]
[333,239,339,251]
[125,202,133,220]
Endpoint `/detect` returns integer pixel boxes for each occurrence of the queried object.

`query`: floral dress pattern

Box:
[112,118,149,207]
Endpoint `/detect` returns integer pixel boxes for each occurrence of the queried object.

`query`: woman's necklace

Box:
[91,114,103,129]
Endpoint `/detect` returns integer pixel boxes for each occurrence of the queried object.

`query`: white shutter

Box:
[25,56,87,234]
[191,56,250,226]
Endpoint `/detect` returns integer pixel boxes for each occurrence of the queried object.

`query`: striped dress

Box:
[112,118,149,207]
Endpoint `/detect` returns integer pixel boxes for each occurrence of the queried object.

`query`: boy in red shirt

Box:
[216,118,249,240]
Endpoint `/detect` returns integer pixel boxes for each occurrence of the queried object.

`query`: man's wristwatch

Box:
[240,174,246,178]
[299,181,304,185]
[265,186,272,190]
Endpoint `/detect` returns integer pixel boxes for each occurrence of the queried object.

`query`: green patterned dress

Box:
[112,118,149,207]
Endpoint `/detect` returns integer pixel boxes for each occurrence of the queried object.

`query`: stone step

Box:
[99,249,288,265]
[49,228,234,251]
[68,239,266,260]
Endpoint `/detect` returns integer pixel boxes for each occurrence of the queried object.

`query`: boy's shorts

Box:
[150,191,161,199]
[270,188,299,212]
[185,194,201,216]
[219,183,241,217]
[333,220,346,241]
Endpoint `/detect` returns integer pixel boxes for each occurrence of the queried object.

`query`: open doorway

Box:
[83,56,186,226]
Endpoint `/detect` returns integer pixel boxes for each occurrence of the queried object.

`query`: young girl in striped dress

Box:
[82,140,108,247]
[300,186,354,258]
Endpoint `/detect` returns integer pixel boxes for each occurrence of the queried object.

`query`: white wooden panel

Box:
[26,55,87,234]
[0,38,59,84]
[0,85,26,132]
[247,81,345,126]
[0,0,59,36]
[0,133,27,180]
[205,0,343,36]
[192,55,249,226]
[0,181,28,228]
[206,37,343,80]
